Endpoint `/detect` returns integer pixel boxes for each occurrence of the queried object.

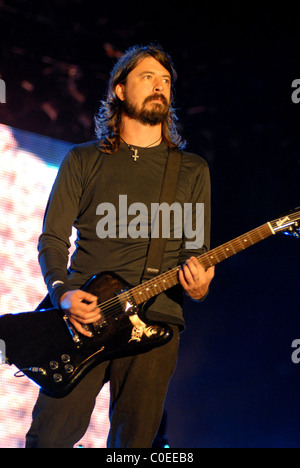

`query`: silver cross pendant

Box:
[130,147,139,162]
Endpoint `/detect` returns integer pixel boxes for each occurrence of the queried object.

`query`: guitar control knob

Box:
[61,354,71,363]
[64,364,74,374]
[49,361,59,370]
[53,373,63,383]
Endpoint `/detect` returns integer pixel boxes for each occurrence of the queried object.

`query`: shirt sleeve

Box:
[178,160,211,265]
[178,160,211,304]
[38,149,83,308]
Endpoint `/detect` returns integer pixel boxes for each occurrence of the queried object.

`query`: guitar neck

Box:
[198,222,273,269]
[131,222,274,305]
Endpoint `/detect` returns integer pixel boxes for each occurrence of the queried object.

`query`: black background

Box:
[0,1,299,447]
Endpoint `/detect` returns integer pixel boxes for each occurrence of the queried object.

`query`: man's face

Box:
[116,57,172,126]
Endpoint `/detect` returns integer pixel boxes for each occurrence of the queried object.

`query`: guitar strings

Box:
[94,224,271,320]
[91,214,300,323]
[93,236,255,321]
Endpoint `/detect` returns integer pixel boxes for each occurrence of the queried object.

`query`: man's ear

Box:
[115,83,125,101]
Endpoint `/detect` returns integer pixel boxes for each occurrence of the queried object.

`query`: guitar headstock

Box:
[269,208,300,238]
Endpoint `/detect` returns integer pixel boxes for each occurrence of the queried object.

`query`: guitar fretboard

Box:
[130,222,273,305]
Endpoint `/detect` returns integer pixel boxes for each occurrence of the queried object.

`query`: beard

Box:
[122,93,169,126]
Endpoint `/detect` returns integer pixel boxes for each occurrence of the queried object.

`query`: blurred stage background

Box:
[0,1,299,448]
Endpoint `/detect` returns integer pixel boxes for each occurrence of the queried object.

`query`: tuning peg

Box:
[283,223,300,238]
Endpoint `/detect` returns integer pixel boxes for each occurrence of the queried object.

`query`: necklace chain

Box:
[120,136,162,161]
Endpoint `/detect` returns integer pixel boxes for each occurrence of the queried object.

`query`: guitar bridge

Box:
[63,315,81,344]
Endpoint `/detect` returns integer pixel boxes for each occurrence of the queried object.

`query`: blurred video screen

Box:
[0,123,110,448]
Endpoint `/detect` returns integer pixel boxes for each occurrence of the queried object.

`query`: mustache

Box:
[143,94,169,106]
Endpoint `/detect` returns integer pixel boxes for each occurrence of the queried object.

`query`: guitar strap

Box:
[141,149,182,283]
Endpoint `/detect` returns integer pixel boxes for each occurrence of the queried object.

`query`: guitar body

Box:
[1,209,299,398]
[0,272,173,398]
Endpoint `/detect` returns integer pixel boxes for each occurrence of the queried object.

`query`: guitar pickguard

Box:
[128,315,165,343]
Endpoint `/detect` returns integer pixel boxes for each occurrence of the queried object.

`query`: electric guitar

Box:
[0,209,299,398]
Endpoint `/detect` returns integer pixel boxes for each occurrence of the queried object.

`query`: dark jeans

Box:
[25,325,179,448]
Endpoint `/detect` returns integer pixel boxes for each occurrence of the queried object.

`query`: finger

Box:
[70,306,101,323]
[208,265,215,279]
[81,301,101,314]
[190,257,209,277]
[189,256,200,268]
[67,295,101,319]
[181,264,195,286]
[78,291,99,304]
[69,317,93,338]
[72,313,101,324]
[187,258,202,281]
[178,268,189,289]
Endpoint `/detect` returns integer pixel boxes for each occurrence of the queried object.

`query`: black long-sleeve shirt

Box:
[38,141,211,328]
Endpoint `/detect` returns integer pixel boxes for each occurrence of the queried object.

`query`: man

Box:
[26,44,214,448]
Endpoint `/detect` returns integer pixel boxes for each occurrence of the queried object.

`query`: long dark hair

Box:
[95,44,186,153]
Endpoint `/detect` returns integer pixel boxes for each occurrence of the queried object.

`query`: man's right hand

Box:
[60,290,101,337]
